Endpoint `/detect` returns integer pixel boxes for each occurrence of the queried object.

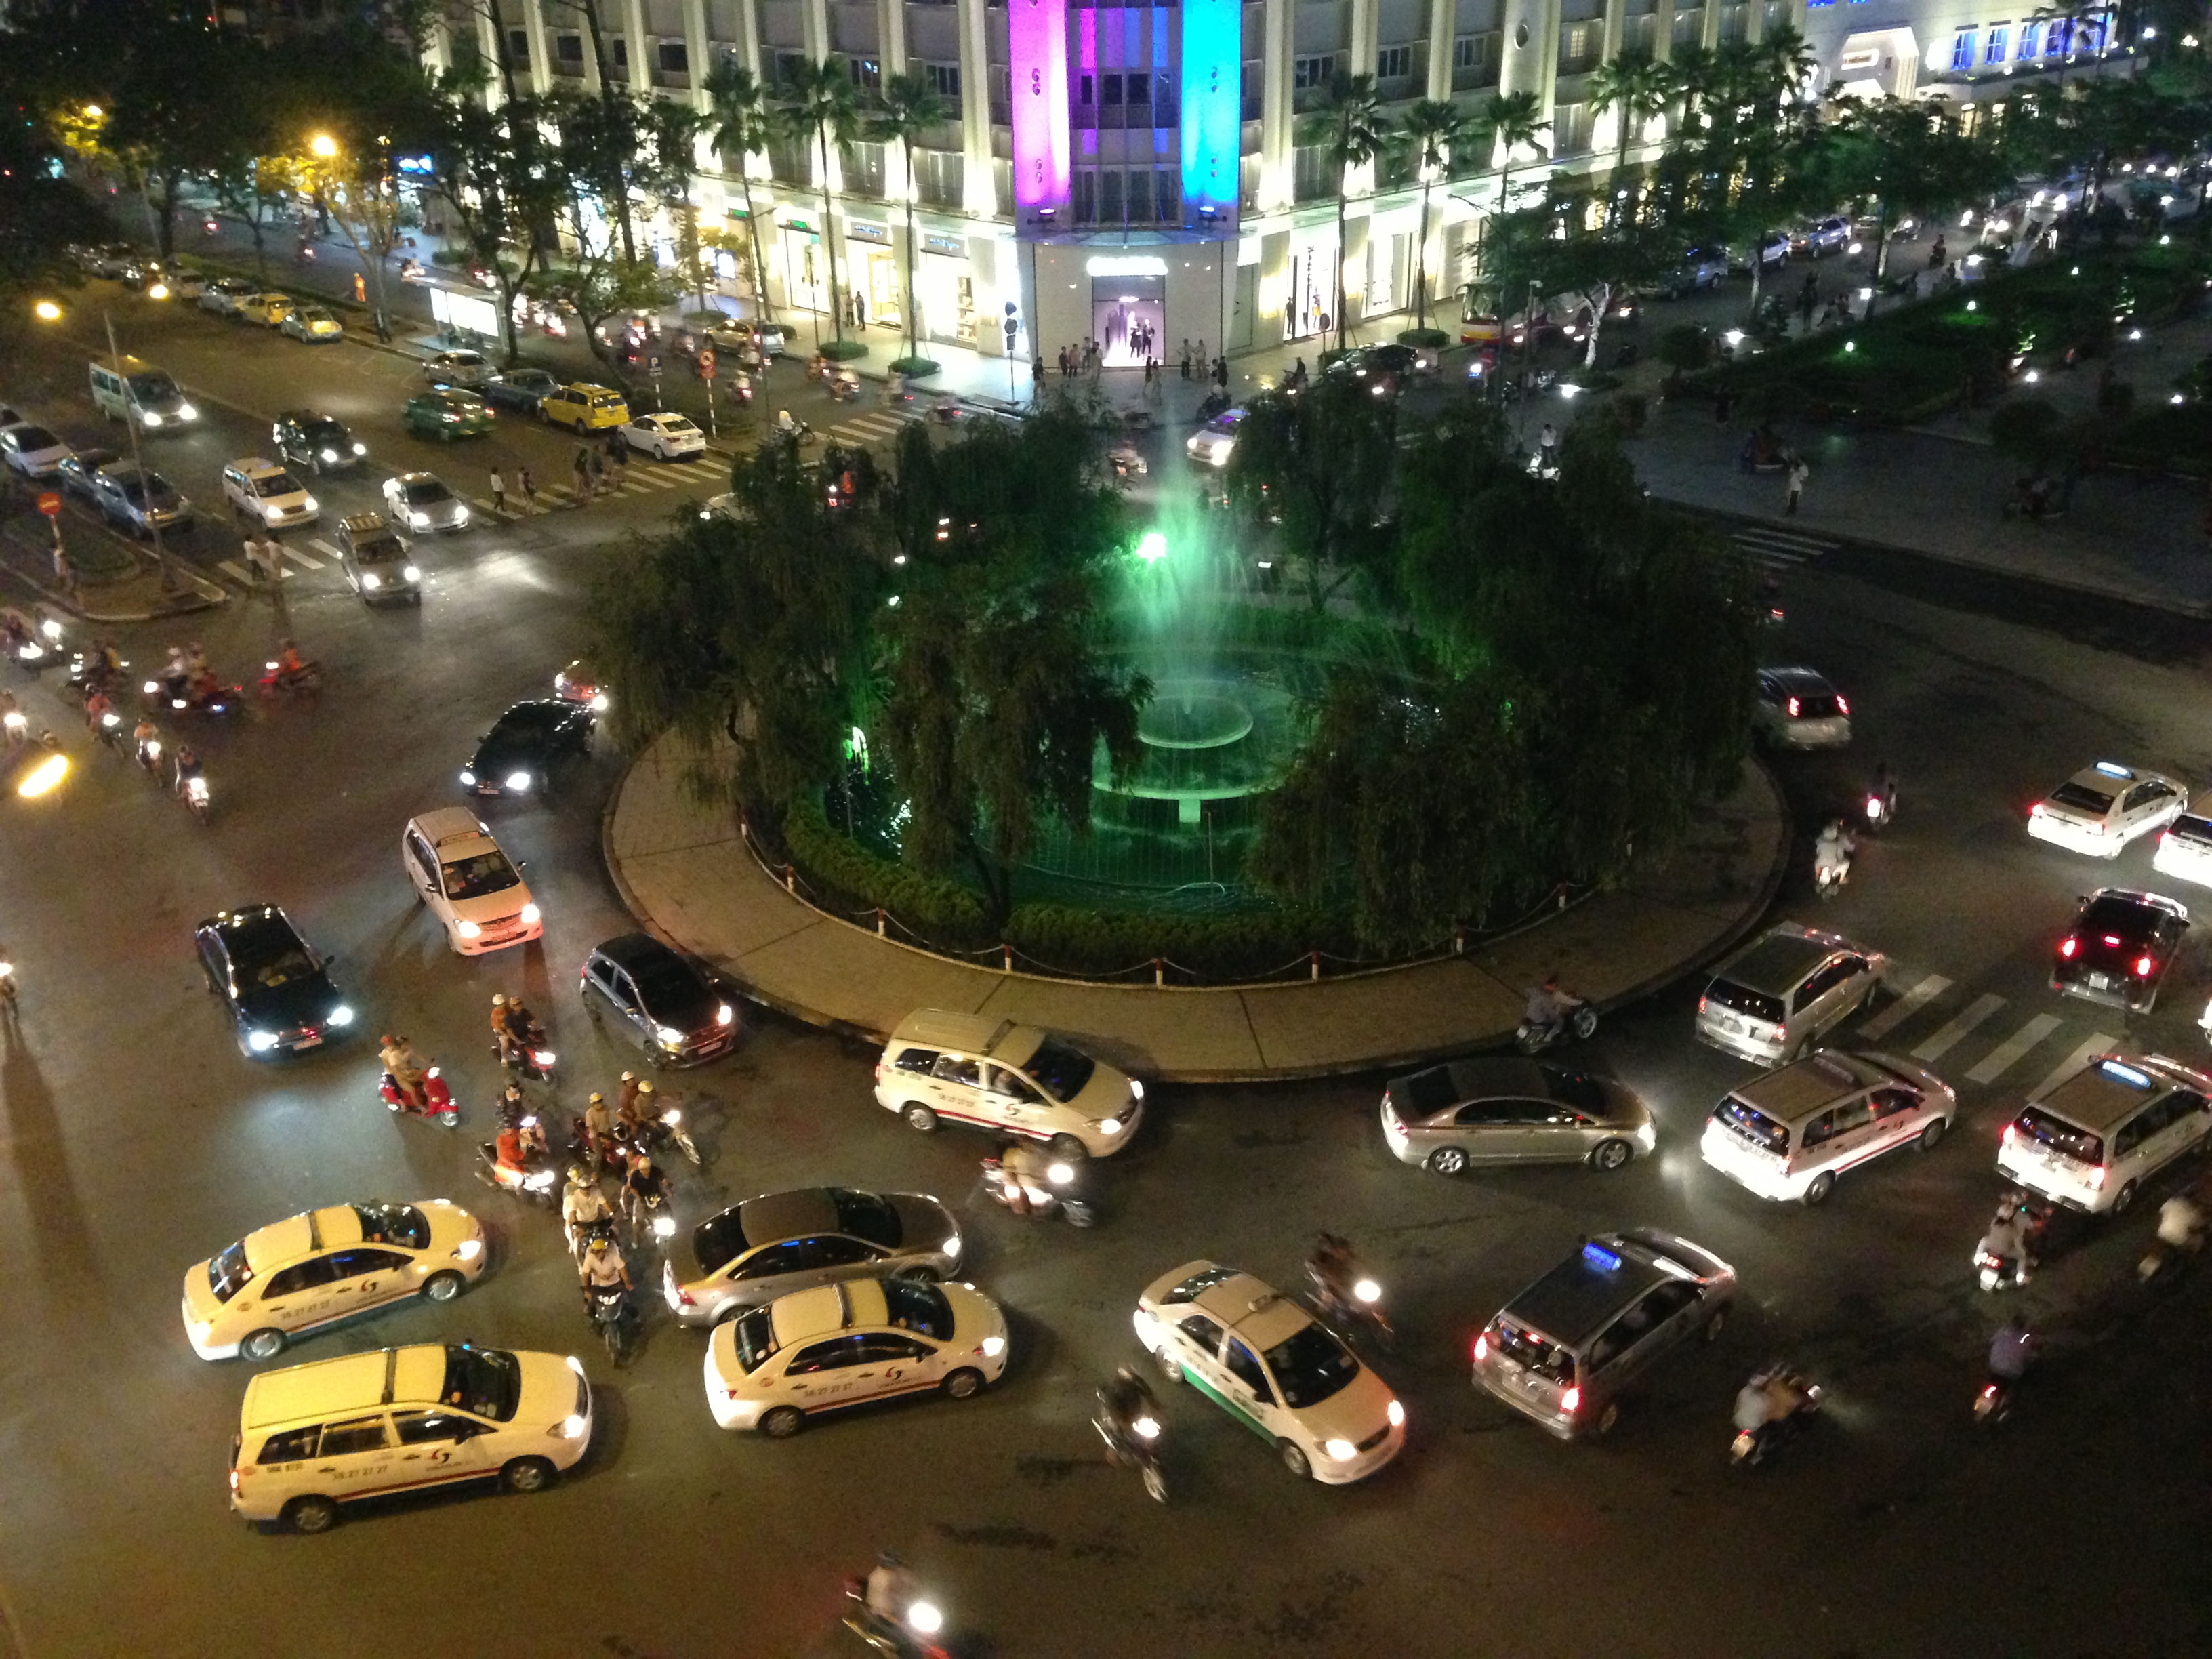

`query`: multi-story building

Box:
[429,0,2131,367]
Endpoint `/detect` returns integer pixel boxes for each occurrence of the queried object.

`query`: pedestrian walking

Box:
[518,465,537,515]
[1785,456,1809,516]
[489,466,506,515]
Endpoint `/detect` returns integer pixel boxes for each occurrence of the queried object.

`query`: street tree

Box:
[1297,72,1387,357]
[779,58,863,350]
[1391,99,1467,336]
[704,61,781,332]
[1223,369,1399,611]
[870,70,951,371]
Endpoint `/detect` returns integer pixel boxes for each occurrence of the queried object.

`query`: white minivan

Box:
[88,356,199,432]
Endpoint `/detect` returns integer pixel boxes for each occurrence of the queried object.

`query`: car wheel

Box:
[1918,1118,1948,1153]
[1594,1401,1621,1436]
[895,1265,941,1284]
[1277,1440,1313,1479]
[241,1327,287,1362]
[422,1270,465,1303]
[2113,1179,2139,1215]
[942,1368,985,1401]
[501,1456,556,1494]
[1048,1134,1088,1162]
[903,1103,937,1132]
[1591,1139,1633,1172]
[1703,1307,1727,1343]
[1803,1170,1836,1206]
[760,1405,807,1439]
[284,1494,339,1535]
[1425,1146,1469,1177]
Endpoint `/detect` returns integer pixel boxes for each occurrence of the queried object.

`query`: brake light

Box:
[2060,937,2078,958]
[1561,1385,1581,1414]
[1473,1333,1488,1361]
[2137,955,2156,977]
[1835,695,1850,715]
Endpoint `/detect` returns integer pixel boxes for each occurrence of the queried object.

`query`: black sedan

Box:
[580,933,739,1067]
[458,700,594,797]
[480,368,561,415]
[194,904,356,1059]
[272,410,367,475]
[2052,887,2189,1014]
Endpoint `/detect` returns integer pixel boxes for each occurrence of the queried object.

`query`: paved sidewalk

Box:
[602,733,1789,1083]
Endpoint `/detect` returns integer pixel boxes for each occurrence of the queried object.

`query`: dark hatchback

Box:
[2052,886,2189,1014]
[194,903,356,1058]
[457,700,594,797]
[580,932,739,1067]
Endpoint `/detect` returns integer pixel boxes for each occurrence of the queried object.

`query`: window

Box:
[1950,29,1978,70]
[554,33,583,63]
[1222,1338,1277,1402]
[2017,21,2041,56]
[659,40,689,74]
[926,60,960,99]
[1294,55,1336,89]
[258,1426,320,1465]
[392,1410,476,1446]
[1376,44,1411,78]
[316,1415,392,1458]
[1984,24,2009,62]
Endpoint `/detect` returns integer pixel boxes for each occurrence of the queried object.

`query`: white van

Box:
[88,356,199,431]
[228,1343,592,1533]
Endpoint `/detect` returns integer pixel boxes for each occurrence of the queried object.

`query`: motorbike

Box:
[981,1154,1096,1227]
[380,1067,459,1127]
[475,1141,559,1204]
[180,768,212,825]
[1973,1194,2050,1291]
[258,658,322,697]
[1307,1262,1395,1353]
[1093,1396,1168,1503]
[1516,1000,1597,1054]
[493,1019,556,1083]
[1729,1369,1824,1467]
[840,1578,950,1659]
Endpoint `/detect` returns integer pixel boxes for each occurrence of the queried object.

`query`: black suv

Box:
[272,411,367,476]
[579,933,738,1067]
[194,903,356,1059]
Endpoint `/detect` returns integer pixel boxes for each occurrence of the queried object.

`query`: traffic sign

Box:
[35,492,60,518]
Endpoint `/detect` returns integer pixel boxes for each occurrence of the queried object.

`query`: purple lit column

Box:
[1009,0,1071,222]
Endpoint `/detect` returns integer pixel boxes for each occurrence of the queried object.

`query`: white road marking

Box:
[1860,974,1952,1039]
[1967,1014,2064,1084]
[1912,994,2008,1061]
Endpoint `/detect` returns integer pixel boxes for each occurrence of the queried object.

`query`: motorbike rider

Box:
[1978,1197,2035,1283]
[995,1139,1055,1216]
[1098,1365,1160,1456]
[378,1032,428,1109]
[577,1227,632,1312]
[1522,972,1581,1041]
[622,1149,672,1242]
[561,1165,615,1256]
[1814,818,1854,886]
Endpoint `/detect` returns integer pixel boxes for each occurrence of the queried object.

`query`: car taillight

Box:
[1473,1334,1488,1361]
[2060,937,2078,958]
[2137,955,2156,977]
[1561,1385,1581,1414]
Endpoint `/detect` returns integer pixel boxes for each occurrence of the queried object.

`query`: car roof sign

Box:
[1582,1240,1622,1271]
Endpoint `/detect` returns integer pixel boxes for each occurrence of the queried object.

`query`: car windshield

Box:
[831,1189,902,1248]
[1541,1067,1607,1113]
[442,1345,522,1421]
[254,472,303,498]
[209,1241,254,1303]
[881,1277,954,1340]
[127,371,179,403]
[1714,1097,1790,1154]
[352,1203,430,1250]
[1490,1318,1574,1382]
[731,1306,779,1372]
[2049,781,2116,815]
[1263,1322,1361,1409]
[2014,1105,2104,1165]
[442,850,522,901]
[405,478,453,504]
[1704,979,1784,1025]
[1023,1040,1097,1103]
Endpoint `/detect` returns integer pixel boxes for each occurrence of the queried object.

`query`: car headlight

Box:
[943,1233,962,1260]
[1387,1399,1406,1427]
[402,565,420,582]
[505,771,531,791]
[141,411,163,428]
[1099,1117,1123,1135]
[362,573,381,589]
[459,769,476,785]
[319,448,337,462]
[981,1334,1006,1357]
[1324,1438,1358,1461]
[411,512,431,529]
[455,1237,483,1261]
[656,1025,684,1047]
[327,1004,354,1027]
[520,903,541,925]
[456,919,482,939]
[556,1414,587,1440]
[715,1003,733,1026]
[247,1030,278,1051]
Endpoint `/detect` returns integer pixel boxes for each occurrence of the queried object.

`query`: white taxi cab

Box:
[183,1200,488,1361]
[874,1010,1142,1159]
[2029,761,2187,858]
[1134,1259,1404,1483]
[705,1275,1008,1436]
[401,808,542,954]
[229,1343,591,1532]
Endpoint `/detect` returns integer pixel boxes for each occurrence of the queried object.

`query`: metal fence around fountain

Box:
[739,817,1591,988]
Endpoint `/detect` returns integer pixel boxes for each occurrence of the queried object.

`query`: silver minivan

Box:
[88,355,199,432]
[1696,922,1887,1066]
[1700,1049,1956,1205]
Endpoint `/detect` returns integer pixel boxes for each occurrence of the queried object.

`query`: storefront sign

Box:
[1086,255,1169,279]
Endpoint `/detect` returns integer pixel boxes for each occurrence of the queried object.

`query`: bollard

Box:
[1001,943,1013,973]
[1153,956,1164,987]
[1309,951,1321,982]
[876,908,886,937]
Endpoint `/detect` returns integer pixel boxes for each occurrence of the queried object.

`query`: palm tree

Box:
[778,57,862,348]
[1471,91,1550,274]
[704,60,779,333]
[870,70,949,370]
[1392,99,1467,334]
[1297,71,1386,357]
[1586,49,1671,216]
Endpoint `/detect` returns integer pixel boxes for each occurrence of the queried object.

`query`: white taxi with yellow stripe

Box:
[704,1275,1008,1435]
[1133,1259,1405,1483]
[182,1200,489,1361]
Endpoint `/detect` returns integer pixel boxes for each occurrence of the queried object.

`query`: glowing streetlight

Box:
[33,300,62,322]
[310,132,338,159]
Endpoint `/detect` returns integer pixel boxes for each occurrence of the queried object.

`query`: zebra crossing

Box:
[1731,525,1841,573]
[823,407,920,450]
[1844,966,2139,1107]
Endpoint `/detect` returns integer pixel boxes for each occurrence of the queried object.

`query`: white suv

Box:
[401,808,541,954]
[221,458,318,529]
[874,1010,1142,1159]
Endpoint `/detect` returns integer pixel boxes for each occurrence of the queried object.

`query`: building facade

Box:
[432,0,2128,366]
